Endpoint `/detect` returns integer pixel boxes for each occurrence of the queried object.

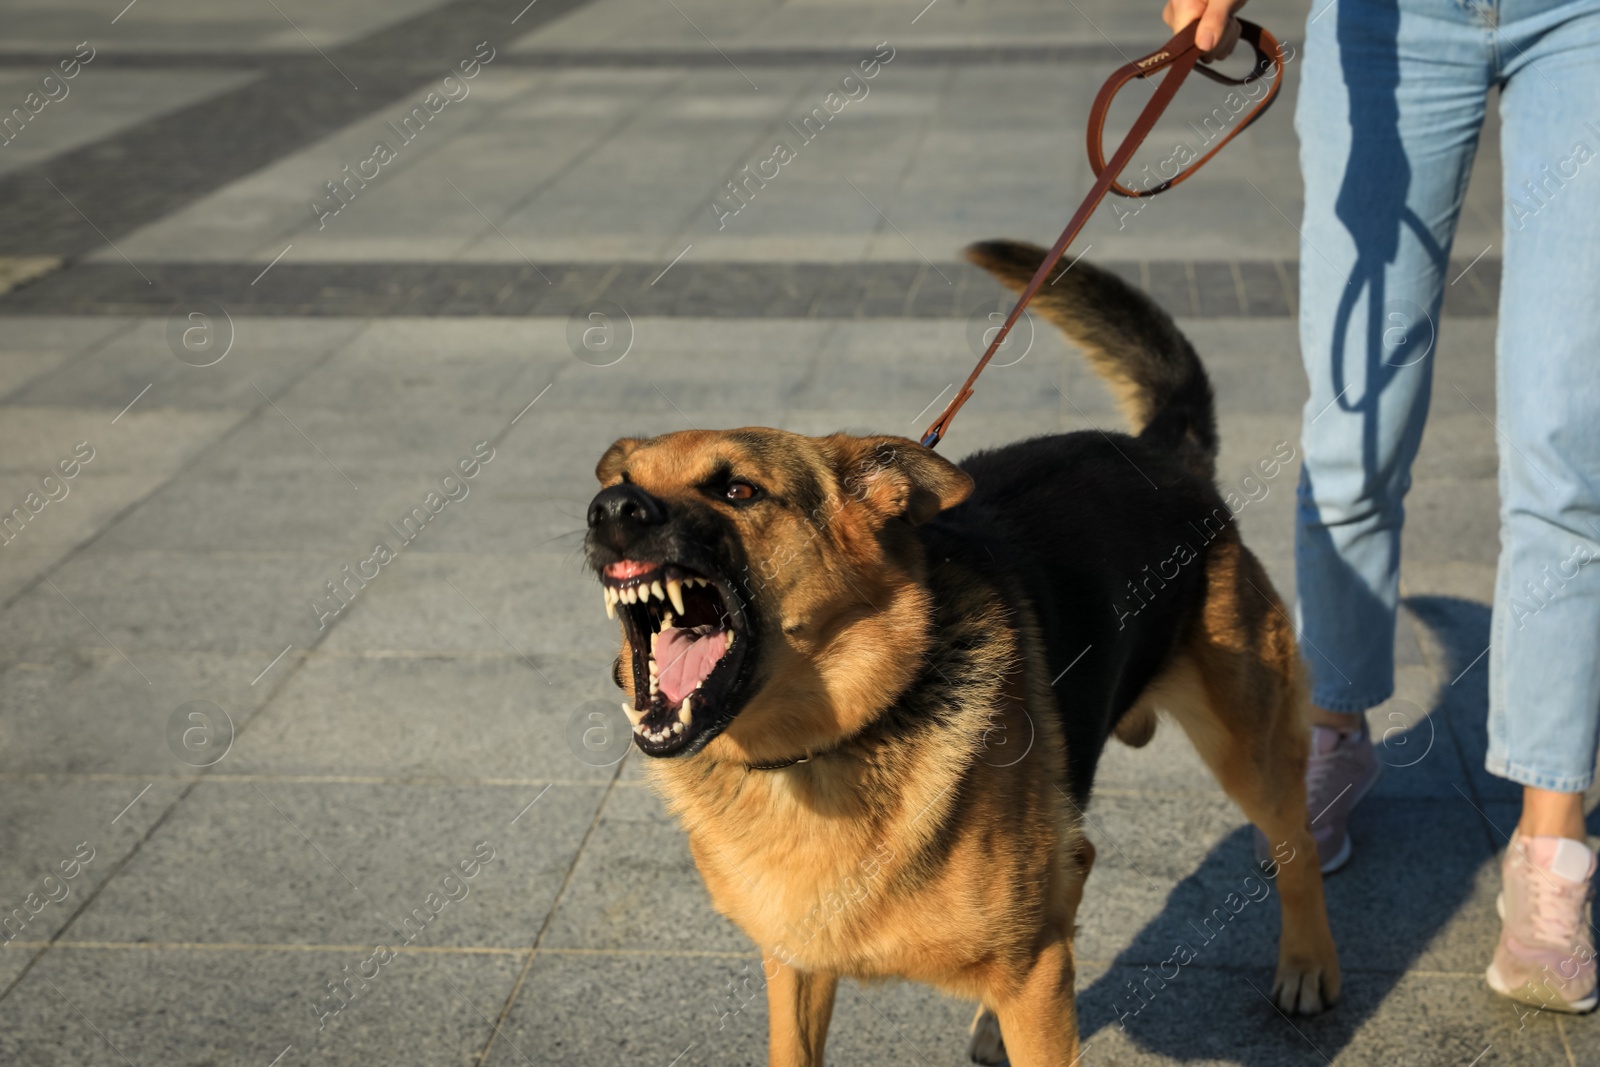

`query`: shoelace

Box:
[1518,848,1594,950]
[1305,728,1355,811]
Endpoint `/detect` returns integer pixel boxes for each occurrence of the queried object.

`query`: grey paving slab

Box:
[0,317,134,399]
[539,782,747,954]
[3,318,369,412]
[1413,413,1501,483]
[1406,478,1502,568]
[316,550,617,665]
[1406,596,1524,806]
[220,652,619,783]
[0,547,349,656]
[0,405,237,478]
[0,943,523,1067]
[0,470,166,600]
[0,777,188,954]
[92,468,439,555]
[278,318,564,413]
[0,649,286,775]
[63,777,606,947]
[484,950,978,1067]
[183,398,514,483]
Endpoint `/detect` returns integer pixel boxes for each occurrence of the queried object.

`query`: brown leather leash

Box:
[920,19,1286,449]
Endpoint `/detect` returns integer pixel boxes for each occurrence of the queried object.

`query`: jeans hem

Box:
[1484,756,1594,795]
[1310,689,1393,715]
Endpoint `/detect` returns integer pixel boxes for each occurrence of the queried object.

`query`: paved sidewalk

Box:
[0,0,1582,1065]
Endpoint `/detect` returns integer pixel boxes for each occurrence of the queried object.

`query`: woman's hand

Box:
[1161,0,1248,59]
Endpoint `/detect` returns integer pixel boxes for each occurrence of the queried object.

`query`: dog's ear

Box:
[825,435,973,526]
[595,438,644,484]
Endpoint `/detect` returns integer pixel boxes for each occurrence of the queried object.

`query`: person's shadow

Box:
[1067,594,1539,1063]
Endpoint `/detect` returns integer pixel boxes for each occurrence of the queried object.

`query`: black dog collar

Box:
[746,754,809,772]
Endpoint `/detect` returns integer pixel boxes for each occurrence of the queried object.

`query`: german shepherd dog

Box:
[584,240,1339,1066]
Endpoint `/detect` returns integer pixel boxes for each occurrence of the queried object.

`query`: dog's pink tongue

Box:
[656,627,727,706]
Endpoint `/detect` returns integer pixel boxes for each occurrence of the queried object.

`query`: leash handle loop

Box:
[1087,21,1285,199]
[919,20,1285,450]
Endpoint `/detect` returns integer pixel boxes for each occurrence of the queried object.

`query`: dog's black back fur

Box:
[925,242,1233,801]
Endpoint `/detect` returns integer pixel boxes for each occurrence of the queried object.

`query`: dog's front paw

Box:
[967,1005,1006,1065]
[1272,955,1338,1015]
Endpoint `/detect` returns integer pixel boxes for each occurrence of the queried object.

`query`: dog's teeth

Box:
[666,578,686,615]
[678,696,693,725]
[652,580,667,604]
[622,702,644,726]
[603,588,616,619]
[672,721,685,735]
[637,583,652,604]
[662,612,675,629]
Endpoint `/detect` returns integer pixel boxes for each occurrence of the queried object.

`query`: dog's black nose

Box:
[587,484,667,543]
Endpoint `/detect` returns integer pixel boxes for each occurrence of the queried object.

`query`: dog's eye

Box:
[724,480,760,502]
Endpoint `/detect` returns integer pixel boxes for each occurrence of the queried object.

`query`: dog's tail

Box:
[964,240,1218,479]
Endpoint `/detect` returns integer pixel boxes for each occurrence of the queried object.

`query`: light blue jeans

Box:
[1295,0,1600,791]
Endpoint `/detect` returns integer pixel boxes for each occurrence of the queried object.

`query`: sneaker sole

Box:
[1488,893,1600,1013]
[1318,832,1353,875]
[1485,960,1599,1013]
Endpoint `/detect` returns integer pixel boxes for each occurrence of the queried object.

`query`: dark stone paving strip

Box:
[0,0,596,259]
[0,258,1503,318]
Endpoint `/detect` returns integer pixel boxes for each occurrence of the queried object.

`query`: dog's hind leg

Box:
[1154,537,1340,1015]
[762,959,837,1067]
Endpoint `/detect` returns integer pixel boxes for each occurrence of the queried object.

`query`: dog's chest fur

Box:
[646,566,1082,990]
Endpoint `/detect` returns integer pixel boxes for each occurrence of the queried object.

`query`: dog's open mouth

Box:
[602,559,746,756]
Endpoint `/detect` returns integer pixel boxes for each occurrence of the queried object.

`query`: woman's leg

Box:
[1487,0,1600,812]
[1292,0,1490,868]
[1481,0,1600,1013]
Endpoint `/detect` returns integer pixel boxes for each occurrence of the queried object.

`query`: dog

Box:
[583,239,1339,1066]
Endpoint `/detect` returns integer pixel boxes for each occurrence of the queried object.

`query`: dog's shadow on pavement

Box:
[1073,595,1515,1064]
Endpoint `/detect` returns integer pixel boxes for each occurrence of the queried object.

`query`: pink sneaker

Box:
[1255,723,1380,873]
[1486,832,1598,1013]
